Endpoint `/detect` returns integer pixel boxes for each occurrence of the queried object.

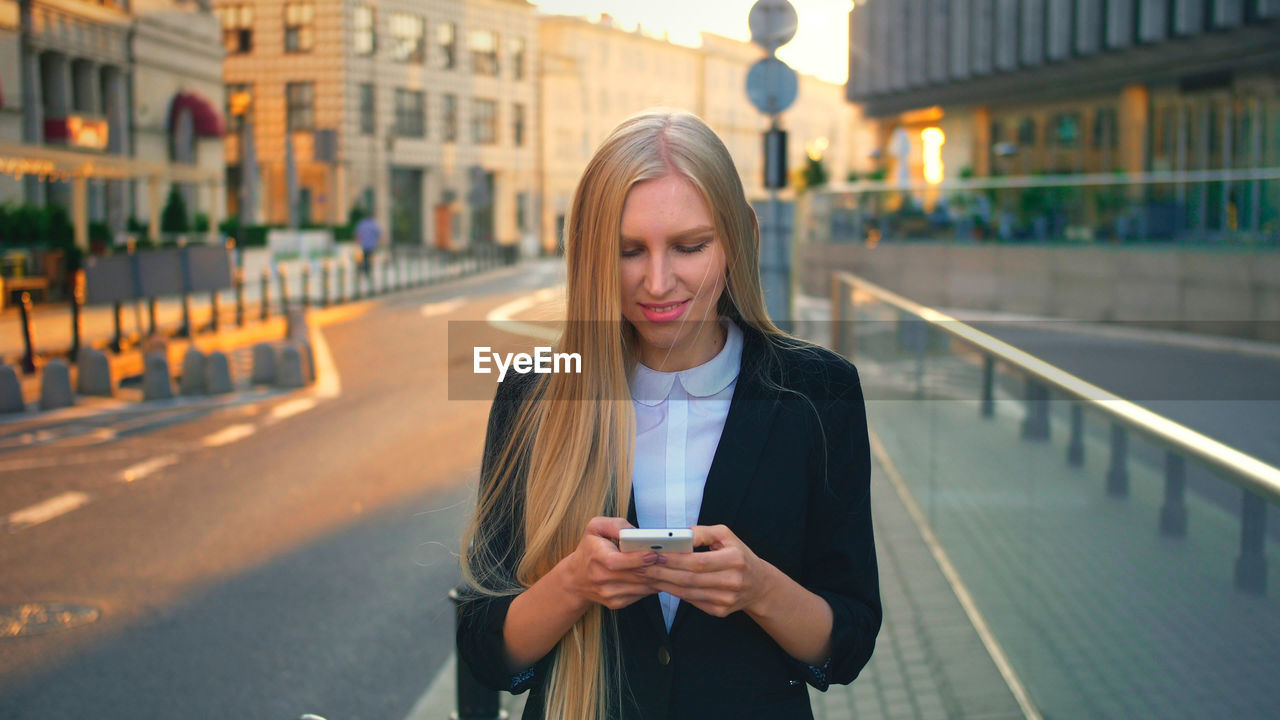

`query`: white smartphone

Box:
[618,528,694,554]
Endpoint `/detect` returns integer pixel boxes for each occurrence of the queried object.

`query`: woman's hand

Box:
[560,516,659,611]
[638,524,774,618]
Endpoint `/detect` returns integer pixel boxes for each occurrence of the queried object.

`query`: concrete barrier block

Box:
[205,351,233,395]
[286,308,310,342]
[76,348,114,397]
[0,365,24,413]
[274,344,306,388]
[39,359,75,411]
[294,340,315,383]
[251,342,276,385]
[143,353,174,401]
[179,347,207,396]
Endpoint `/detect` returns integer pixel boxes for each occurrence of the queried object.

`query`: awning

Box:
[168,91,224,138]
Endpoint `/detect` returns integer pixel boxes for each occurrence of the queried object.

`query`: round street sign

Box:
[746,57,799,115]
[749,0,798,53]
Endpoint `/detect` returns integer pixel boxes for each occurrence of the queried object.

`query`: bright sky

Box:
[529,0,850,85]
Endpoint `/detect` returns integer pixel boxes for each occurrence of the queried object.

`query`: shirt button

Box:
[658,646,671,666]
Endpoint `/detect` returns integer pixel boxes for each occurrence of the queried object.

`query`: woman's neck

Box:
[638,319,728,372]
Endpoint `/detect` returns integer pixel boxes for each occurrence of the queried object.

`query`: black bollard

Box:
[449,586,505,720]
[980,356,995,418]
[68,271,83,361]
[235,269,246,327]
[209,290,221,333]
[337,263,346,304]
[148,297,158,336]
[18,291,36,374]
[301,263,312,310]
[260,269,271,321]
[111,300,123,353]
[321,260,331,308]
[1106,423,1129,497]
[278,264,291,316]
[1159,451,1187,537]
[178,292,192,338]
[1067,403,1085,466]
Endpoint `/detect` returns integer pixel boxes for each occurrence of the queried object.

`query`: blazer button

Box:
[658,646,671,666]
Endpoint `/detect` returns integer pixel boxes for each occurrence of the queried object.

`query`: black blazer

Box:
[457,322,881,720]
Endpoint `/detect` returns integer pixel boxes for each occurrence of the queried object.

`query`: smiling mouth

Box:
[642,301,688,313]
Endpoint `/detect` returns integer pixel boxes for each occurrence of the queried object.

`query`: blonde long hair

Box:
[461,109,784,719]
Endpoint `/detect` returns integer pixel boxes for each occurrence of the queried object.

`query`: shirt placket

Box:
[661,379,689,629]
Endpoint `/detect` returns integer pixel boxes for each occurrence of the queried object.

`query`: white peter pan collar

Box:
[629,319,743,406]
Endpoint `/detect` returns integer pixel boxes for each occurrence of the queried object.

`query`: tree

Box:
[802,155,829,190]
[160,187,190,234]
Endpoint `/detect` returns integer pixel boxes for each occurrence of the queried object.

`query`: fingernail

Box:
[656,554,668,564]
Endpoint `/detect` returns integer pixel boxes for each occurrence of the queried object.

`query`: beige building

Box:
[0,0,226,243]
[537,13,869,253]
[217,0,538,249]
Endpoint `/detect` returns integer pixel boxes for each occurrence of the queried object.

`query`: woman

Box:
[458,110,880,720]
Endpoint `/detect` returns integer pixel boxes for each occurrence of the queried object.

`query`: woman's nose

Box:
[644,253,676,298]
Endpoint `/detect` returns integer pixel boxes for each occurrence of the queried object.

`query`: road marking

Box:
[420,299,464,318]
[0,449,139,474]
[119,454,179,483]
[270,397,317,421]
[201,424,256,448]
[309,324,341,399]
[867,425,1042,720]
[7,491,91,532]
[485,288,562,342]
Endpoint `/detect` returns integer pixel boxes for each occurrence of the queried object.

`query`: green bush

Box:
[160,188,189,233]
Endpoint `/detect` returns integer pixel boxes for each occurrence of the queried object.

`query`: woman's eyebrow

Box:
[620,225,715,243]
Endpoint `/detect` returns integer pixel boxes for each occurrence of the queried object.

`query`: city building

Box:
[537,13,870,253]
[0,0,226,247]
[216,0,538,249]
[846,0,1280,235]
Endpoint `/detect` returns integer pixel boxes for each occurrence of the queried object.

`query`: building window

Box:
[359,83,375,136]
[390,13,425,63]
[395,88,425,138]
[472,98,497,144]
[1051,112,1080,148]
[509,36,526,80]
[443,93,458,142]
[286,82,314,130]
[226,83,252,134]
[217,5,253,54]
[353,5,375,56]
[437,21,456,69]
[1017,117,1037,147]
[470,29,499,76]
[1092,106,1118,150]
[512,102,525,147]
[284,3,315,53]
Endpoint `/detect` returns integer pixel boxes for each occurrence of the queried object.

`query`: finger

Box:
[586,516,634,540]
[690,524,733,549]
[657,547,737,573]
[602,550,659,571]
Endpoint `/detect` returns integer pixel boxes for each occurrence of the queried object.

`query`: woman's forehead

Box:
[620,174,713,234]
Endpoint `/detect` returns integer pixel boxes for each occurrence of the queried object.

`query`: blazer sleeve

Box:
[455,374,545,695]
[795,366,882,689]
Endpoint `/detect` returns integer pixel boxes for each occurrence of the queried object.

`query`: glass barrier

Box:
[833,274,1280,718]
[806,170,1280,247]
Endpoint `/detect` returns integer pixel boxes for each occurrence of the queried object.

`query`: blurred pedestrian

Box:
[355,212,382,283]
[457,110,881,720]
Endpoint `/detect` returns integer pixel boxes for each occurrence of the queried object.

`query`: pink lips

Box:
[639,299,690,323]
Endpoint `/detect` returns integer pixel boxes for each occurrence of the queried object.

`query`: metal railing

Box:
[831,270,1279,594]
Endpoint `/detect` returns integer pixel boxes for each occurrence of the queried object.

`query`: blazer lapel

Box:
[669,327,781,633]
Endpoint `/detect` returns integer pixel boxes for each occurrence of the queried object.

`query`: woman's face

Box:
[619,173,728,372]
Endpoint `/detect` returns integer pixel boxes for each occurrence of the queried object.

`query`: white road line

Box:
[485,288,562,342]
[270,397,317,421]
[7,491,91,531]
[420,299,464,318]
[867,425,1043,720]
[201,424,257,448]
[0,449,140,474]
[119,454,179,483]
[309,324,342,399]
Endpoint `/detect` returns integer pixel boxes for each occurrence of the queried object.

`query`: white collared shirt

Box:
[629,319,744,630]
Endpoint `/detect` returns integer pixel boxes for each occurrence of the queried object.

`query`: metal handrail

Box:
[831,270,1280,507]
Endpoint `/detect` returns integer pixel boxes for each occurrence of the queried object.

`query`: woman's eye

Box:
[620,247,642,258]
[675,242,710,254]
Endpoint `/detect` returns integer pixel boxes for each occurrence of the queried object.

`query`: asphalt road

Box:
[0,259,564,720]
